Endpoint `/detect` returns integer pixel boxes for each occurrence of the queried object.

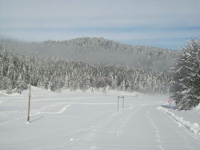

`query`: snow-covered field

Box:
[0,87,200,150]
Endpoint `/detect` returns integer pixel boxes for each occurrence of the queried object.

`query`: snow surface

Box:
[157,106,200,135]
[0,87,200,150]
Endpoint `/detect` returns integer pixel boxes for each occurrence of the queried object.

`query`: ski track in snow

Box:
[33,104,71,115]
[0,103,70,115]
[30,102,71,113]
[108,108,138,135]
[0,95,101,126]
[78,111,120,142]
[0,116,27,126]
[0,102,72,126]
[67,108,138,148]
[0,99,116,126]
[157,106,200,135]
[13,97,97,102]
[147,110,165,150]
[174,127,194,150]
[0,110,27,115]
[1,90,200,150]
[156,107,194,150]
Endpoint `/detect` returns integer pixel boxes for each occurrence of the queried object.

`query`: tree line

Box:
[0,48,171,94]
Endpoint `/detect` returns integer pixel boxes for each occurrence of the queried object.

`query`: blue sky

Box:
[0,0,200,50]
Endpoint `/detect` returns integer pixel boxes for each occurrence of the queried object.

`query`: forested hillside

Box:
[0,48,171,94]
[0,38,178,72]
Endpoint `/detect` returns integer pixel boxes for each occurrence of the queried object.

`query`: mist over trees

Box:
[0,37,178,72]
[170,39,200,110]
[0,47,171,94]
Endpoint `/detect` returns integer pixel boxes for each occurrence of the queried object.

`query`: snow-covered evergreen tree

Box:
[0,47,171,94]
[170,39,200,110]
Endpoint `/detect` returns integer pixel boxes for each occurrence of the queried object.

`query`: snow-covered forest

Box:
[0,47,170,94]
[0,38,175,94]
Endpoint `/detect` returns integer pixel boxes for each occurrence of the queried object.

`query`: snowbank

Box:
[1,86,142,99]
[157,106,200,135]
[0,90,21,96]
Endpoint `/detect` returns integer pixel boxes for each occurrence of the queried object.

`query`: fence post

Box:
[117,96,119,111]
[117,96,125,111]
[122,96,124,110]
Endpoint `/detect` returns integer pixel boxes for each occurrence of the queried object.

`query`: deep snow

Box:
[0,87,200,150]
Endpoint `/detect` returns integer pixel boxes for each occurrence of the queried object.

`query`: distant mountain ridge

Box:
[0,37,179,72]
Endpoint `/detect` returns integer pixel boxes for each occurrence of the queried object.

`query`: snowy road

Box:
[0,88,200,150]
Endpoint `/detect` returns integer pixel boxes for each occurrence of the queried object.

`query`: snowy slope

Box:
[0,87,200,150]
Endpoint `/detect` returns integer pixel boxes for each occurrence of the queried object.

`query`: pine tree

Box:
[170,39,200,110]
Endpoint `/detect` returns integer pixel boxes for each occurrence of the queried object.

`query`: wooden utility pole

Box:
[27,75,31,122]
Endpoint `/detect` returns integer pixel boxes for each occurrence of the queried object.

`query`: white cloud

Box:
[1,0,200,27]
[0,0,200,49]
